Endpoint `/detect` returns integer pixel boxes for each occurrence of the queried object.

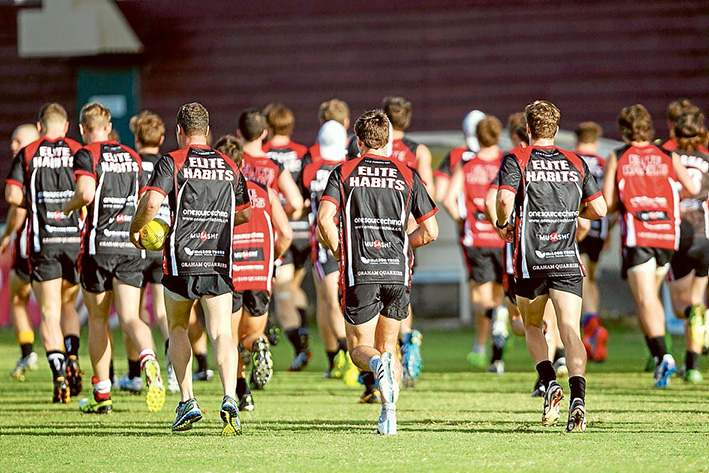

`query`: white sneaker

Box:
[376,352,399,404]
[166,362,179,394]
[553,357,569,378]
[376,405,397,435]
[117,373,144,393]
[486,360,505,374]
[491,306,509,349]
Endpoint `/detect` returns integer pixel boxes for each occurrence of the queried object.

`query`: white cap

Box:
[462,109,485,152]
[318,120,347,161]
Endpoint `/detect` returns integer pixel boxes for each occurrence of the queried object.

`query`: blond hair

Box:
[80,103,111,132]
[318,99,350,127]
[38,103,68,128]
[130,111,165,147]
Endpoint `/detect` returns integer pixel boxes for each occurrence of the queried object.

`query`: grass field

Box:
[1,319,708,473]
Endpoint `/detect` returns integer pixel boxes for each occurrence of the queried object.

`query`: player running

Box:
[131,103,251,434]
[318,109,439,435]
[602,104,698,388]
[5,104,84,403]
[496,100,607,432]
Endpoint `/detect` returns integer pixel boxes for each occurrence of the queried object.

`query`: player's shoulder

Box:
[288,140,309,157]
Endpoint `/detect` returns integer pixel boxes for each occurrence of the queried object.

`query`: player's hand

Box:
[130,230,144,249]
[61,201,73,217]
[0,235,10,253]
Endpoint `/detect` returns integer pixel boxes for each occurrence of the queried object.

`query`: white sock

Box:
[369,356,381,372]
[139,349,157,369]
[94,378,112,394]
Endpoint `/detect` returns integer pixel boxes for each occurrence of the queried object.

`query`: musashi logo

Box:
[537,232,571,242]
[189,231,219,241]
[364,239,392,250]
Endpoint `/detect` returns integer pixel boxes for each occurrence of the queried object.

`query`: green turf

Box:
[0,320,707,473]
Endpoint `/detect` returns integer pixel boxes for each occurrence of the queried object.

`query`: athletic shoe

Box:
[166,362,179,394]
[53,376,70,404]
[376,352,399,404]
[359,389,382,404]
[542,381,563,426]
[376,406,397,435]
[238,344,252,367]
[171,398,202,431]
[689,303,705,348]
[654,354,677,388]
[193,368,214,382]
[10,352,38,381]
[531,376,544,398]
[553,357,568,378]
[486,360,505,374]
[675,363,687,378]
[401,330,423,380]
[491,307,509,350]
[286,350,311,372]
[238,393,254,412]
[565,398,586,433]
[220,395,242,436]
[644,356,655,372]
[299,327,312,350]
[265,318,280,346]
[79,395,112,414]
[65,355,83,397]
[343,352,360,387]
[684,368,703,383]
[466,350,487,368]
[582,314,608,362]
[251,337,273,388]
[144,358,166,412]
[330,350,346,379]
[118,373,144,394]
[401,368,415,388]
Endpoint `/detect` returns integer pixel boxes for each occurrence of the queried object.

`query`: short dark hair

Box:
[238,108,267,142]
[264,103,295,137]
[575,121,603,144]
[354,109,390,150]
[477,115,502,148]
[674,111,707,154]
[176,102,209,137]
[617,104,654,143]
[507,112,528,146]
[667,99,699,124]
[214,134,244,167]
[524,100,561,140]
[381,96,412,131]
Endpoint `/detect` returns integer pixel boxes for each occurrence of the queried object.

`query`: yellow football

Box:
[140,219,170,252]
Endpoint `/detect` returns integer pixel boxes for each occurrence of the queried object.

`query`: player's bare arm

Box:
[483,186,497,225]
[317,199,339,259]
[62,174,95,216]
[576,218,591,241]
[0,206,27,252]
[442,165,464,223]
[269,187,293,259]
[234,206,251,226]
[5,183,26,208]
[579,195,607,221]
[130,189,164,249]
[408,215,438,248]
[277,169,304,217]
[672,151,701,196]
[601,152,619,213]
[495,188,515,242]
[416,143,435,197]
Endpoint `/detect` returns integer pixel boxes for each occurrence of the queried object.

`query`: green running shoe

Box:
[79,395,112,414]
[144,358,165,412]
[220,395,242,436]
[172,398,202,431]
[684,369,703,383]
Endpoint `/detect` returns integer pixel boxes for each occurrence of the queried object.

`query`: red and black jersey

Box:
[240,152,284,192]
[660,137,709,155]
[144,144,250,277]
[140,153,171,260]
[308,143,322,164]
[498,145,601,278]
[576,151,609,240]
[435,146,476,180]
[263,139,309,183]
[5,136,83,255]
[460,153,504,248]
[676,149,709,238]
[300,157,344,262]
[74,140,144,257]
[614,143,679,249]
[389,137,419,170]
[321,154,437,287]
[232,181,274,292]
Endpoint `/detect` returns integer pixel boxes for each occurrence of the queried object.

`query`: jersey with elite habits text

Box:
[321,154,437,287]
[140,153,171,261]
[300,157,344,261]
[6,137,83,255]
[145,145,250,277]
[615,144,679,250]
[461,153,504,248]
[576,151,609,240]
[435,146,476,180]
[74,140,144,257]
[263,140,309,183]
[498,146,600,278]
[232,181,274,291]
[676,149,709,237]
[240,152,284,192]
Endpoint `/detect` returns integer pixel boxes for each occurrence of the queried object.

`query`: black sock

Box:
[20,342,33,359]
[686,350,700,371]
[109,360,115,381]
[164,339,170,358]
[128,359,141,379]
[297,307,308,327]
[683,305,692,319]
[569,376,586,402]
[46,351,65,379]
[535,360,556,388]
[646,336,667,360]
[553,348,565,362]
[195,352,209,373]
[484,308,494,319]
[286,329,303,353]
[337,337,348,353]
[298,327,311,350]
[361,371,377,393]
[236,377,251,397]
[327,351,338,369]
[64,335,80,358]
[491,345,503,363]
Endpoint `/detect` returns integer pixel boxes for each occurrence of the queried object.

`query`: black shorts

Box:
[30,250,79,284]
[313,245,338,281]
[462,245,503,284]
[280,241,310,270]
[13,255,30,282]
[79,253,144,293]
[621,246,674,279]
[141,256,164,286]
[162,273,233,301]
[232,290,271,316]
[578,236,604,263]
[669,237,709,280]
[516,275,583,299]
[343,284,410,325]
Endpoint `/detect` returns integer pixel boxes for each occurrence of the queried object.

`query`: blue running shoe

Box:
[401,330,423,380]
[654,354,677,388]
[220,395,242,436]
[172,398,202,432]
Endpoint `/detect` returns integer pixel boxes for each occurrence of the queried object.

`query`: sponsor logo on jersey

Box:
[526,159,579,183]
[364,239,392,250]
[33,146,73,168]
[537,232,571,242]
[44,225,78,234]
[46,210,66,221]
[189,231,219,241]
[348,166,406,190]
[531,263,579,271]
[629,196,667,209]
[360,256,400,265]
[183,247,225,257]
[534,249,577,259]
[103,229,129,238]
[233,247,264,261]
[621,153,669,177]
[635,211,670,222]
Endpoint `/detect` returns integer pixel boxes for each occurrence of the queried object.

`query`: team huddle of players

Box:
[3,94,708,435]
